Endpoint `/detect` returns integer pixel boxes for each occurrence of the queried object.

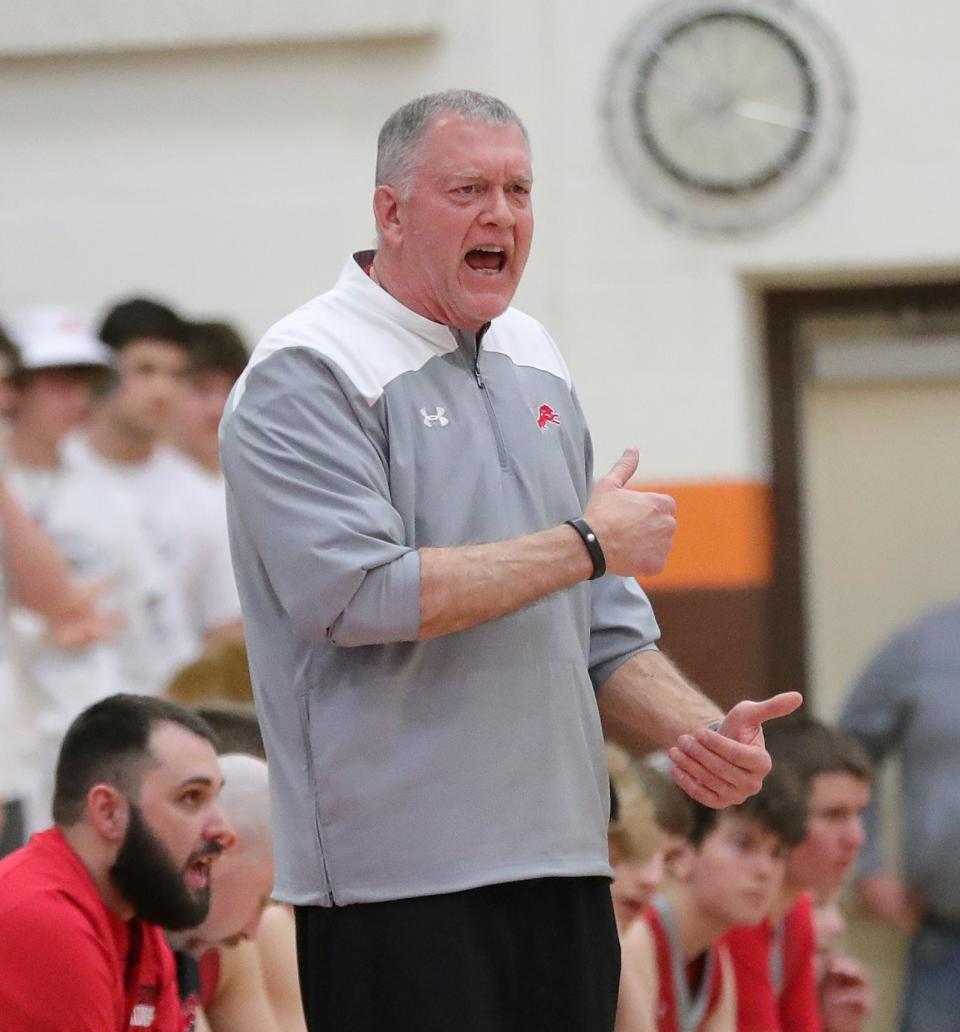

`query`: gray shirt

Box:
[220,252,660,905]
[839,602,960,918]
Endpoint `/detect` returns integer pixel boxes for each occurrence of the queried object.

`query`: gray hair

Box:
[375,89,529,195]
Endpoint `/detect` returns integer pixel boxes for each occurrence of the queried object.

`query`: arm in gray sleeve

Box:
[588,574,661,690]
[569,387,662,689]
[838,626,919,875]
[220,346,420,646]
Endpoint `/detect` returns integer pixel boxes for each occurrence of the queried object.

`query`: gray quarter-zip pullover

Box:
[220,251,660,905]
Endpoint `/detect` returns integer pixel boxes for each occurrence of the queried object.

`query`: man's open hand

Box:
[667,691,803,807]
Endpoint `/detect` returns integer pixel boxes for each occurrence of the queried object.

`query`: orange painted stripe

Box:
[630,480,772,591]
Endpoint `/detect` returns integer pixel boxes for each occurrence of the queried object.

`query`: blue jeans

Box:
[901,922,960,1031]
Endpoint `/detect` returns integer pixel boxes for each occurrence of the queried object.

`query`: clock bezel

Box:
[602,0,854,234]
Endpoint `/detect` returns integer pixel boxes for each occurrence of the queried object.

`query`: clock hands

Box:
[733,100,814,133]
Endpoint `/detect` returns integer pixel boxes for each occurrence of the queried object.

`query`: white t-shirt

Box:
[8,457,171,700]
[7,454,179,825]
[0,518,32,803]
[63,436,241,676]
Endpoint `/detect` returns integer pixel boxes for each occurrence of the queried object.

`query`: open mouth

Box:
[464,246,507,274]
[184,850,220,891]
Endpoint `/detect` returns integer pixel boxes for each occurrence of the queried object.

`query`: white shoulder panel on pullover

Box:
[234,253,571,409]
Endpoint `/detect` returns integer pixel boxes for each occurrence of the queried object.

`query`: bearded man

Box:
[0,694,234,1031]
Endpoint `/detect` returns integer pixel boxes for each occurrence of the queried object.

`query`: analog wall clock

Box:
[603,0,853,234]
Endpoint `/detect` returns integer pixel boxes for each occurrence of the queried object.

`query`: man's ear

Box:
[373,184,403,246]
[86,784,129,844]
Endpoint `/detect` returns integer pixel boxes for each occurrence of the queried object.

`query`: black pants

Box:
[295,876,620,1032]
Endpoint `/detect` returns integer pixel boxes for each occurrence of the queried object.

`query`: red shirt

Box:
[0,828,184,1032]
[647,899,727,1032]
[723,894,821,1032]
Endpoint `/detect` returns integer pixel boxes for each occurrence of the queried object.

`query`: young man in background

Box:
[617,766,808,1032]
[67,297,243,686]
[5,307,167,826]
[724,719,873,1032]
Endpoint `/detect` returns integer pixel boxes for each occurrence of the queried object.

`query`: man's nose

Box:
[149,372,181,401]
[638,854,665,891]
[755,852,779,881]
[207,804,237,852]
[481,187,516,227]
[843,816,865,850]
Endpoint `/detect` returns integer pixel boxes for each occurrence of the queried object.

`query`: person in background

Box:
[66,297,243,686]
[170,753,287,1032]
[0,694,233,1031]
[5,306,168,828]
[812,892,874,1032]
[0,318,22,420]
[0,471,118,853]
[724,718,873,1032]
[255,903,307,1032]
[637,756,699,880]
[608,744,669,936]
[838,602,960,1032]
[0,319,20,848]
[616,766,809,1032]
[168,320,248,478]
[170,750,306,1032]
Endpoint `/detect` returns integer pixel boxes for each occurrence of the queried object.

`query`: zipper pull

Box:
[474,365,485,389]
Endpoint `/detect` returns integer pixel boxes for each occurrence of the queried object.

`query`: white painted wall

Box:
[3,0,959,478]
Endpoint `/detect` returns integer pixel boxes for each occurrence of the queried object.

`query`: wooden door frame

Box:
[761,277,960,700]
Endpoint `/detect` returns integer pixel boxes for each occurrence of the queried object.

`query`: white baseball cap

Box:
[8,307,114,372]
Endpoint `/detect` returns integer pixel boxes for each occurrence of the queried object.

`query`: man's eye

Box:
[511,184,530,195]
[456,185,477,195]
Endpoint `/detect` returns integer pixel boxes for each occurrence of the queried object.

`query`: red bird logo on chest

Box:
[537,404,561,429]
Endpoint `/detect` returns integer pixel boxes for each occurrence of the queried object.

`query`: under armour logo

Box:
[420,407,449,428]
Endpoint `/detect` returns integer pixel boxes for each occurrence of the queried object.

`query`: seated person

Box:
[168,753,305,1032]
[0,694,232,1031]
[616,765,808,1032]
[608,744,668,935]
[812,893,873,1032]
[724,718,873,1032]
[636,755,698,879]
[256,902,308,1031]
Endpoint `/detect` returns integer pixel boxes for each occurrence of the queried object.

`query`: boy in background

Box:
[168,320,247,479]
[608,745,668,935]
[724,718,873,1032]
[812,893,874,1032]
[616,766,808,1032]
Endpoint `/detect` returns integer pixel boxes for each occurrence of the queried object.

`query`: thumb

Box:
[720,691,803,742]
[605,447,640,489]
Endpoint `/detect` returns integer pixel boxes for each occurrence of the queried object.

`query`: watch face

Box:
[603,0,853,234]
